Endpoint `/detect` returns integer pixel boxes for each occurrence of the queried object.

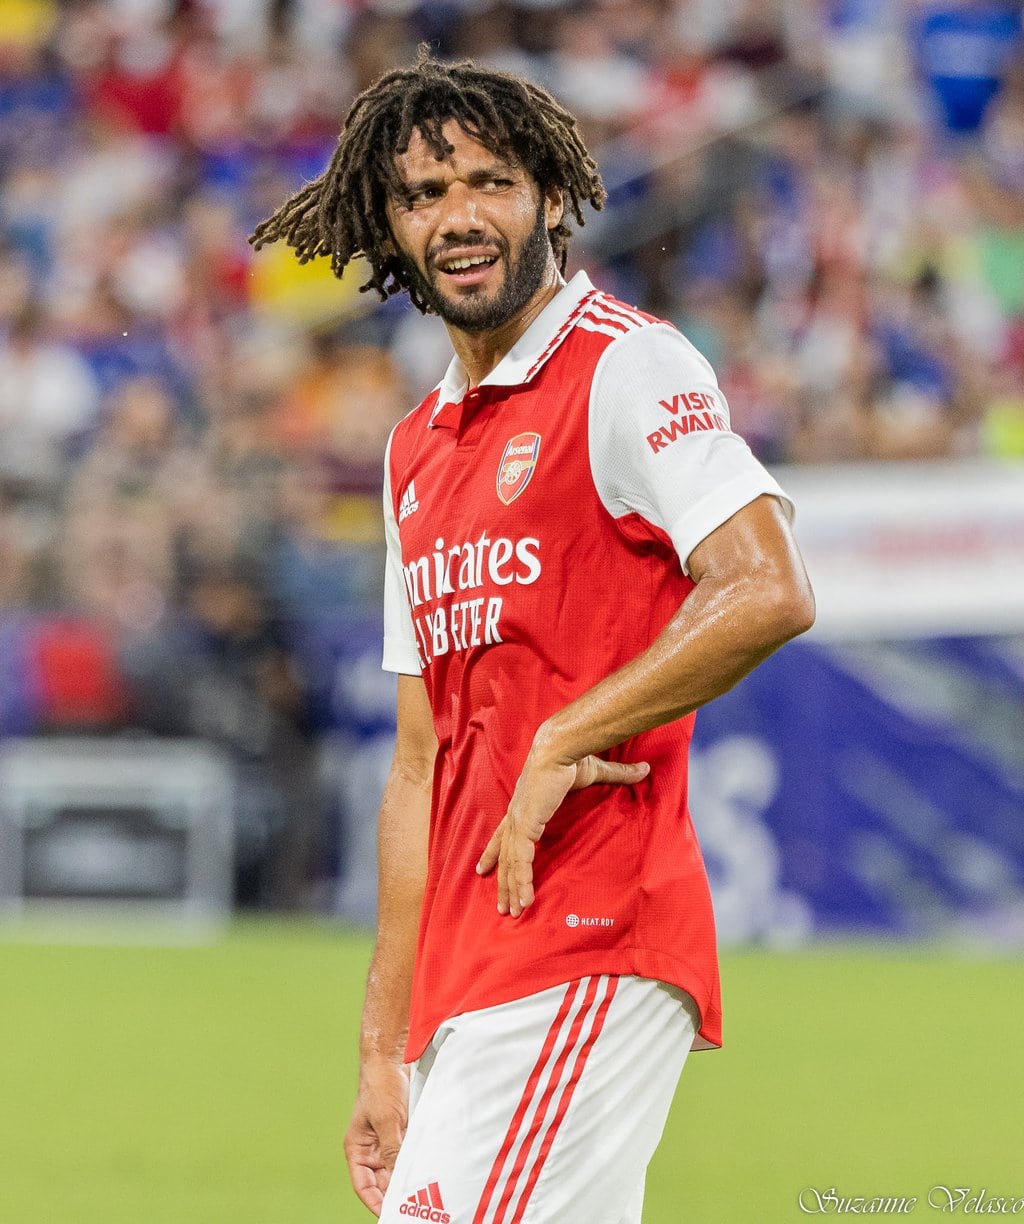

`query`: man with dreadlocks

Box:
[253,47,813,1224]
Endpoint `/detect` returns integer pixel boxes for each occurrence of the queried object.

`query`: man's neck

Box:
[447,269,564,389]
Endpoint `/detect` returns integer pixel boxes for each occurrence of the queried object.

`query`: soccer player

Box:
[252,48,814,1224]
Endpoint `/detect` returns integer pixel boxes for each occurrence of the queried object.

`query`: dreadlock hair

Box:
[248,45,607,313]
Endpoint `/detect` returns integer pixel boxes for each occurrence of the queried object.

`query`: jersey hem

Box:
[405,947,723,1063]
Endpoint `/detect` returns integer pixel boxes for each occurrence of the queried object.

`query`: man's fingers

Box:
[571,755,650,789]
[609,759,650,783]
[506,862,523,916]
[380,1108,407,1165]
[379,1141,402,1170]
[476,823,503,876]
[505,834,535,917]
[497,843,510,914]
[495,820,513,914]
[350,1171,385,1217]
[484,759,648,917]
[512,857,535,916]
[344,1136,388,1217]
[344,1111,405,1216]
[481,818,536,915]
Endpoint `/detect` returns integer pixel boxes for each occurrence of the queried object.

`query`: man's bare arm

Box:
[478,494,815,916]
[344,674,436,1216]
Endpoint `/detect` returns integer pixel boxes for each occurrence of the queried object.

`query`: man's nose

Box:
[440,181,483,236]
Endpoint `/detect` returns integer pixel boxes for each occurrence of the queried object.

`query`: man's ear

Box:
[544,186,564,231]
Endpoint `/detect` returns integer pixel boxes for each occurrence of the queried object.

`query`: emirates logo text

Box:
[402,533,541,667]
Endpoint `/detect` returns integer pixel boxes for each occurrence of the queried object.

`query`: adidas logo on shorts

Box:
[399,1181,450,1223]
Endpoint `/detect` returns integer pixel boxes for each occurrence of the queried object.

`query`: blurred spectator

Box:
[67,374,185,516]
[0,302,100,495]
[0,244,35,327]
[549,8,651,139]
[982,56,1024,185]
[30,614,128,731]
[274,337,405,497]
[714,0,789,75]
[913,0,1023,137]
[0,492,41,608]
[55,114,175,234]
[818,0,915,120]
[120,554,324,908]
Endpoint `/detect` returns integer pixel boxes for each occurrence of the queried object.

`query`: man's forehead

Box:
[394,121,518,176]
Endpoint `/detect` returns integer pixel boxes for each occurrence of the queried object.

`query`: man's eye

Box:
[482,177,513,190]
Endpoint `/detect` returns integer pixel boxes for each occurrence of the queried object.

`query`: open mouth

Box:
[439,252,499,286]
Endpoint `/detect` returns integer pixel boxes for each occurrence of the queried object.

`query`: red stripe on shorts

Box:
[472,979,585,1224]
[509,975,620,1223]
[488,977,603,1224]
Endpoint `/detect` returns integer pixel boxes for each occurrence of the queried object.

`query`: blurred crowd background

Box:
[1,0,1022,913]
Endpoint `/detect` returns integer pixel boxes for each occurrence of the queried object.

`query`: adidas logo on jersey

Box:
[399,480,420,523]
[399,1181,450,1222]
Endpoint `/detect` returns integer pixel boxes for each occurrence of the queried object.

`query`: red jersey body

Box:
[383,274,789,1061]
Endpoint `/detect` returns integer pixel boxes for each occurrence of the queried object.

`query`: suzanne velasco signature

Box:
[798,1186,1024,1215]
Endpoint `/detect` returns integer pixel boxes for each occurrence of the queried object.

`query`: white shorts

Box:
[380,975,699,1224]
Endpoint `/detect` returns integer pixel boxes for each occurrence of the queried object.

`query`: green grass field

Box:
[1,919,1020,1223]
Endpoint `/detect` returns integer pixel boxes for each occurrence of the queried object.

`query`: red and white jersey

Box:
[383,272,791,1061]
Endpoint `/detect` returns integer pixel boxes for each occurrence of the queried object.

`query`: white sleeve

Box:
[589,324,792,575]
[381,430,422,675]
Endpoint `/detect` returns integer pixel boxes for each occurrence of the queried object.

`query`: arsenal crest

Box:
[496,432,541,505]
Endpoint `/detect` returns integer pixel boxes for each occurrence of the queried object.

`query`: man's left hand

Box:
[476,749,649,917]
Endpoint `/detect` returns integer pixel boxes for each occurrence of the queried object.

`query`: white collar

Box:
[429,271,597,425]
